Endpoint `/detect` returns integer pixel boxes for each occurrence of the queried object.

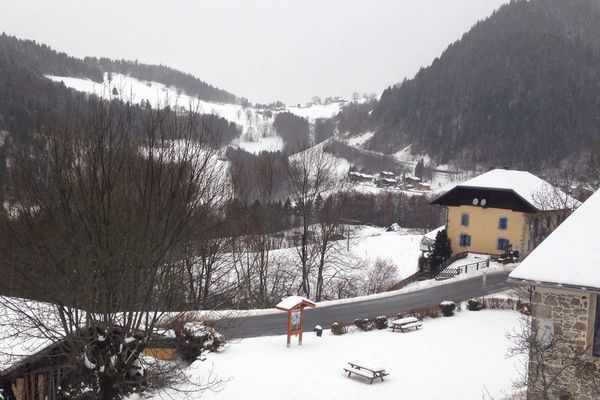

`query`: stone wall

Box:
[528,287,600,399]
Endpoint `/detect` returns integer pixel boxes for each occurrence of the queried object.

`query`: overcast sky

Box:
[0,0,507,104]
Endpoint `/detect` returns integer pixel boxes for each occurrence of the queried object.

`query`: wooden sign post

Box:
[276,296,316,348]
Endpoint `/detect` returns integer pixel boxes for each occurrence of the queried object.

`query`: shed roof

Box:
[275,296,316,311]
[509,189,600,290]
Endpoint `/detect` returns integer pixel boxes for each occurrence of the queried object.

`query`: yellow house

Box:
[431,169,577,258]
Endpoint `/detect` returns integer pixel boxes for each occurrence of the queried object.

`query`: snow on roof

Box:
[275,296,316,311]
[0,297,59,373]
[456,169,578,211]
[509,188,600,289]
[424,226,445,241]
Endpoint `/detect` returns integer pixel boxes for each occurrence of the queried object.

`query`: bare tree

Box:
[0,99,225,399]
[286,148,340,298]
[312,190,358,301]
[362,258,398,295]
[507,315,600,400]
[528,173,580,250]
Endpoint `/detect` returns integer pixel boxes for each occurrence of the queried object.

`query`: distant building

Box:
[509,189,600,399]
[431,169,578,257]
[413,182,431,191]
[567,184,593,202]
[348,171,374,183]
[376,177,397,187]
[380,171,395,178]
[404,175,421,185]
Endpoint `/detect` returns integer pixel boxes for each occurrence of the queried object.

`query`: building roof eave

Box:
[507,277,600,294]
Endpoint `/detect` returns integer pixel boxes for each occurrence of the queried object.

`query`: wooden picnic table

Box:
[344,362,388,384]
[390,316,423,332]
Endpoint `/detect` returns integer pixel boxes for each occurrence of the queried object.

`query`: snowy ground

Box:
[143,310,525,400]
[350,227,421,277]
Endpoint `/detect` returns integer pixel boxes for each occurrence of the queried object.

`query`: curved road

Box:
[217,271,512,339]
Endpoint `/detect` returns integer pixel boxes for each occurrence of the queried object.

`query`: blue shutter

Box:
[461,213,469,226]
[499,217,507,230]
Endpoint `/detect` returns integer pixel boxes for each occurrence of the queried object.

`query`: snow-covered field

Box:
[143,310,524,400]
[350,227,421,278]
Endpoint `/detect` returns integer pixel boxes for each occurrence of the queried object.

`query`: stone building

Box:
[509,188,600,399]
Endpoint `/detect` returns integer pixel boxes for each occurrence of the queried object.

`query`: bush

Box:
[374,316,388,330]
[467,298,483,311]
[331,322,348,335]
[411,305,442,320]
[439,301,456,316]
[517,299,531,315]
[353,318,374,331]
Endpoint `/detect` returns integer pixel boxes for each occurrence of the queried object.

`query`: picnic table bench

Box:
[390,316,423,332]
[343,362,389,384]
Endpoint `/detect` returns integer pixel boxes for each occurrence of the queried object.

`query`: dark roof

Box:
[431,186,538,212]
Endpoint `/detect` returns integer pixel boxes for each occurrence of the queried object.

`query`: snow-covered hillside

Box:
[47,74,348,155]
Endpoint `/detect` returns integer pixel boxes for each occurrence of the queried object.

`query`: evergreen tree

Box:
[430,229,452,271]
[414,159,424,179]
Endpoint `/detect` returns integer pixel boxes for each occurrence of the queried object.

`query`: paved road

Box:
[217,271,512,339]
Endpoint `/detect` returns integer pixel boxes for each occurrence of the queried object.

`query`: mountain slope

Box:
[356,0,600,170]
[0,33,238,104]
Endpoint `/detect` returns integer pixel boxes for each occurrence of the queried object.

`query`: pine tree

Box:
[430,229,452,271]
[414,159,424,179]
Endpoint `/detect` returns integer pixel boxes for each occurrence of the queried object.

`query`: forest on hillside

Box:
[337,0,600,171]
[0,33,239,104]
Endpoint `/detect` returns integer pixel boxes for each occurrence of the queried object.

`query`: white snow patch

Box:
[345,131,375,148]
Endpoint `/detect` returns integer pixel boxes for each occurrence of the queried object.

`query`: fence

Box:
[436,259,490,280]
[388,271,423,291]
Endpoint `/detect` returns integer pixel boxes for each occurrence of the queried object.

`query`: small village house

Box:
[509,188,600,399]
[0,323,177,400]
[431,169,577,258]
[348,171,374,184]
[404,175,421,185]
[413,182,431,192]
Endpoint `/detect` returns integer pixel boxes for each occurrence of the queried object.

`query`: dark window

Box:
[593,295,600,356]
[546,217,552,228]
[461,213,469,227]
[459,234,471,247]
[497,238,510,251]
[499,217,508,230]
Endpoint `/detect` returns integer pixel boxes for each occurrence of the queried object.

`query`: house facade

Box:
[509,188,600,399]
[431,169,576,257]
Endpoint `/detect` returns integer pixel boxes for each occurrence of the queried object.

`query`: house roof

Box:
[509,188,600,290]
[275,296,316,311]
[432,169,578,211]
